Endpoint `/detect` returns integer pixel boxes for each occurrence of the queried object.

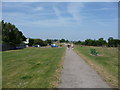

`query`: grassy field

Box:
[74,45,118,88]
[0,52,2,89]
[3,47,65,88]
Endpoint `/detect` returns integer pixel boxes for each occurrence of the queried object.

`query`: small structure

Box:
[24,38,29,47]
[71,44,74,49]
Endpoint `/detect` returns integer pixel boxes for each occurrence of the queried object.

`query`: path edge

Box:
[73,48,116,88]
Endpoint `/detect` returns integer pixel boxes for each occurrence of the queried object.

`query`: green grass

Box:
[2,47,65,88]
[0,51,2,89]
[74,45,118,87]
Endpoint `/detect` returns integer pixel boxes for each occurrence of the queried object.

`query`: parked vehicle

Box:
[51,44,58,47]
[33,45,40,47]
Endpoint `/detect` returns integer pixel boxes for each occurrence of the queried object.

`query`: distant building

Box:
[24,38,29,47]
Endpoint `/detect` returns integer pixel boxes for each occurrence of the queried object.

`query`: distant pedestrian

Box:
[71,44,74,49]
[67,44,70,49]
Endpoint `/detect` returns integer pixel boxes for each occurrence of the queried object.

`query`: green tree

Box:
[97,38,107,46]
[45,39,53,45]
[60,39,66,43]
[108,37,120,47]
[28,38,34,46]
[2,20,26,46]
[65,40,69,43]
[74,40,81,45]
[53,39,58,42]
[108,37,114,47]
[34,39,47,46]
[84,39,93,46]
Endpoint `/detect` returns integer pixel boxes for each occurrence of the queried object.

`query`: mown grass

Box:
[2,47,65,88]
[0,51,2,89]
[74,45,118,88]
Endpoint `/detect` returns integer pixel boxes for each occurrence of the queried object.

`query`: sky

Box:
[2,0,120,2]
[2,2,118,41]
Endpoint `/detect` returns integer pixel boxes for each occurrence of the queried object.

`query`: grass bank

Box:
[3,47,65,88]
[74,45,118,88]
[0,52,2,89]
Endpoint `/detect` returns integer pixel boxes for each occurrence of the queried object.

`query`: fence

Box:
[0,43,26,51]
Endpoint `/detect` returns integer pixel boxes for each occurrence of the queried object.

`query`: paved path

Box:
[59,48,110,88]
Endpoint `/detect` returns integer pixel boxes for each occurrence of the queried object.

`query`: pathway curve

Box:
[59,48,110,88]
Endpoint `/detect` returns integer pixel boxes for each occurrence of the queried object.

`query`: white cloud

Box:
[34,6,44,11]
[53,6,66,24]
[3,10,80,30]
[2,3,54,21]
[67,3,84,24]
[52,3,85,25]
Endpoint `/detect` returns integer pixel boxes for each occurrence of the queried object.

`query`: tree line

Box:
[73,37,120,47]
[1,20,70,47]
[28,38,70,46]
[28,38,47,46]
[1,20,120,47]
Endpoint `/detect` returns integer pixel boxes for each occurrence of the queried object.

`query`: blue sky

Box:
[2,2,118,41]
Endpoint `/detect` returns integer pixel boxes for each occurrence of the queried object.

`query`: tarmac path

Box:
[59,48,110,88]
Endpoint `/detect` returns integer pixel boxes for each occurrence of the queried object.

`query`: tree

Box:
[65,40,69,43]
[74,40,81,45]
[97,38,107,46]
[28,38,34,46]
[84,39,93,46]
[2,20,26,46]
[53,39,58,42]
[113,39,120,47]
[108,37,114,42]
[60,39,66,43]
[45,39,53,45]
[108,37,114,47]
[34,39,42,45]
[108,37,120,47]
[28,38,48,47]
